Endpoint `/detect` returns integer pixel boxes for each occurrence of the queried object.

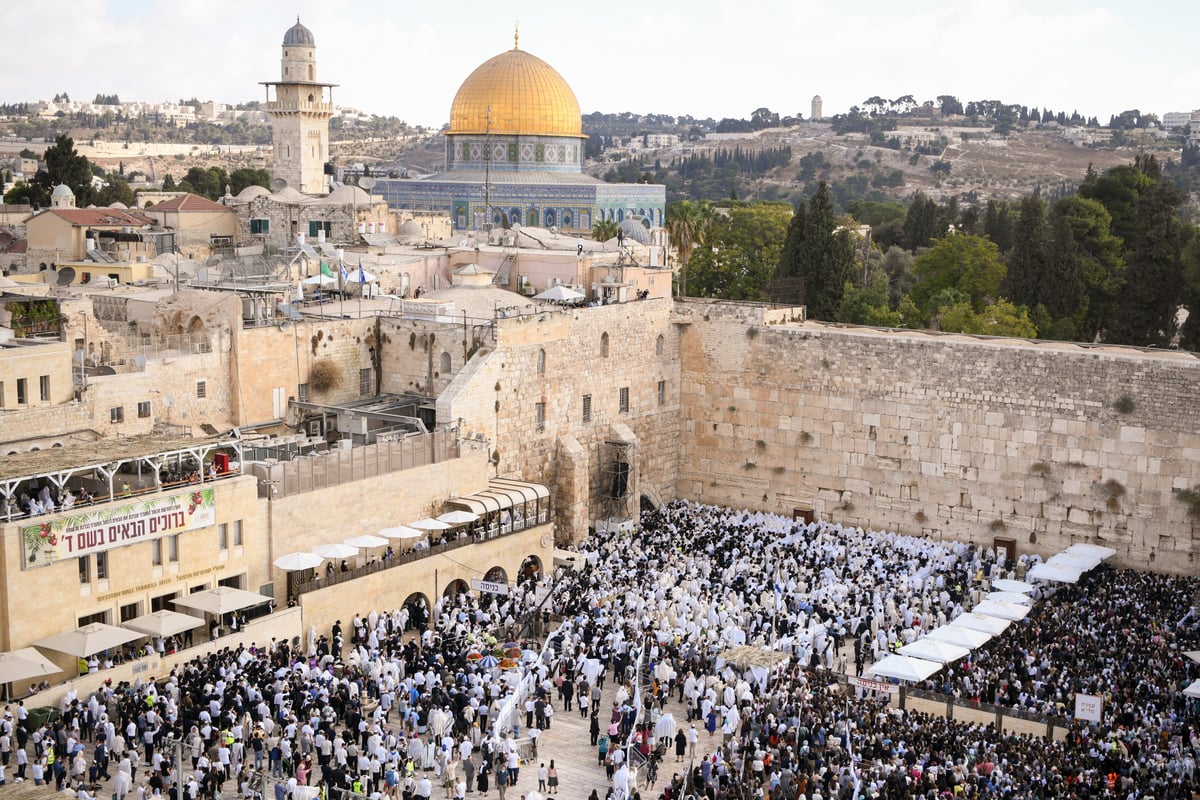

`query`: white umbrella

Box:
[1048,552,1101,571]
[313,543,359,559]
[991,578,1035,594]
[303,274,337,286]
[379,525,426,540]
[122,610,205,638]
[1066,542,1117,560]
[985,591,1035,606]
[1184,680,1200,699]
[1028,562,1082,584]
[0,648,61,683]
[36,623,144,658]
[409,518,452,531]
[344,534,389,549]
[973,599,1031,621]
[345,268,376,283]
[533,285,584,302]
[868,654,943,683]
[437,510,480,525]
[172,586,271,615]
[898,638,971,665]
[925,625,992,650]
[951,613,1012,636]
[274,551,324,571]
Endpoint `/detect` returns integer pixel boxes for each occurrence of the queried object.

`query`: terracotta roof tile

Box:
[45,209,148,227]
[147,193,230,213]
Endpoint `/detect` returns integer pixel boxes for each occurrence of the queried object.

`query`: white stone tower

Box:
[811,95,823,122]
[261,18,336,195]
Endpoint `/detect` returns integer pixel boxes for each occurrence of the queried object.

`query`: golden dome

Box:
[448,47,584,138]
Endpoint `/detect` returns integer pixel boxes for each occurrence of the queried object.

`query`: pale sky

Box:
[4,0,1196,129]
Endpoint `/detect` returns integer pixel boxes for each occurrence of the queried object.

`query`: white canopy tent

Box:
[897,638,972,665]
[973,599,1032,621]
[925,625,993,650]
[1028,562,1082,584]
[991,578,1036,594]
[950,612,1012,636]
[1065,542,1117,560]
[869,654,943,683]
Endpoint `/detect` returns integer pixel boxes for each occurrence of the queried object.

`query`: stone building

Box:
[261,18,335,195]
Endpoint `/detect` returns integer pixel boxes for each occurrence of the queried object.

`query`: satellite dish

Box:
[134,354,147,370]
[271,178,287,191]
[162,395,175,409]
[57,267,76,286]
[206,254,223,267]
[359,176,377,191]
[74,349,86,364]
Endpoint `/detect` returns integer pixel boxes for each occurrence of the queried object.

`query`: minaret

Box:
[261,17,336,194]
[811,95,823,122]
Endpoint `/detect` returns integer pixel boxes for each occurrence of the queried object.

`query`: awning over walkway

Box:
[448,478,550,515]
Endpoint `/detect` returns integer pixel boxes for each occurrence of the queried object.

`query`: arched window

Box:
[308,64,314,81]
[536,348,546,375]
[440,352,452,374]
[656,334,664,356]
[600,332,610,358]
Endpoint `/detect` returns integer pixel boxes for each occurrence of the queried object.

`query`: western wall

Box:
[675,300,1200,572]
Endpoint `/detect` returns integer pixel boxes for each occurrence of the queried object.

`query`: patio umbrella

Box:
[951,613,1012,636]
[1028,562,1082,584]
[172,586,271,616]
[1185,680,1200,699]
[379,526,426,540]
[274,551,324,571]
[303,274,337,286]
[409,518,451,531]
[868,654,943,683]
[533,285,584,302]
[313,543,359,560]
[345,268,377,283]
[437,510,479,525]
[925,625,993,650]
[898,638,971,665]
[991,578,1035,594]
[985,591,1035,606]
[122,610,205,638]
[0,648,60,683]
[1066,542,1117,560]
[36,623,144,658]
[973,599,1032,621]
[344,534,389,549]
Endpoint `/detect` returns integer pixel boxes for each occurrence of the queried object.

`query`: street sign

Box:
[471,578,509,596]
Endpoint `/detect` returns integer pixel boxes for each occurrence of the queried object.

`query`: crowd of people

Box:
[7,499,1200,800]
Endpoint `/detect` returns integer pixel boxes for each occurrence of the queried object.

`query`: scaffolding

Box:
[598,439,635,525]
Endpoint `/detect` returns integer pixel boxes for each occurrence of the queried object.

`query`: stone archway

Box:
[442,579,469,598]
[401,591,430,633]
[483,566,508,584]
[519,554,542,582]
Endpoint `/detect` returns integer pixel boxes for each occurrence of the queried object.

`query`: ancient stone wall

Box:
[677,300,1200,572]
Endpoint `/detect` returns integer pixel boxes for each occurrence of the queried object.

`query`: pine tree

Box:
[1003,195,1047,308]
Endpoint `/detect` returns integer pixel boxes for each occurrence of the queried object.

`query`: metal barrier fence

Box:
[265,430,458,499]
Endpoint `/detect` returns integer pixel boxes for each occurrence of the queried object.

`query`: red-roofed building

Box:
[142,192,235,258]
[25,207,161,273]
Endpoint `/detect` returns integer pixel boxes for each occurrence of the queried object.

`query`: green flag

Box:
[320,260,334,277]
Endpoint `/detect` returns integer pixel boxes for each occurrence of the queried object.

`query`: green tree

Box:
[94,178,135,207]
[777,182,856,320]
[1108,180,1187,345]
[910,234,1006,319]
[1002,195,1047,308]
[982,199,1014,252]
[686,203,791,300]
[666,200,715,296]
[229,167,271,196]
[903,191,940,249]
[162,174,177,191]
[1078,160,1155,246]
[592,219,619,241]
[178,166,229,200]
[836,267,893,325]
[5,134,95,206]
[939,298,1037,338]
[1052,195,1124,341]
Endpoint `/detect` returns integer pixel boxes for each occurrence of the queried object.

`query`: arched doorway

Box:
[442,579,469,598]
[519,555,542,582]
[483,566,508,585]
[401,591,430,633]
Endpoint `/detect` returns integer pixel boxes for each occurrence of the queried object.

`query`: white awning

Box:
[490,477,550,501]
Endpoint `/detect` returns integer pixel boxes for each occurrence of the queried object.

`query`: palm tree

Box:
[666,200,713,297]
[592,219,619,242]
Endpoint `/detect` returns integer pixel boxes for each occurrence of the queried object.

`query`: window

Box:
[619,386,630,413]
[359,368,373,397]
[658,379,666,406]
[39,375,50,401]
[600,332,610,358]
[656,335,664,356]
[218,523,228,550]
[196,380,206,399]
[249,218,270,235]
[440,352,452,374]
[536,349,546,375]
[297,383,310,403]
[168,534,179,563]
[582,394,592,423]
[120,602,142,623]
[233,520,243,547]
[137,401,151,418]
[535,402,546,432]
[152,539,163,566]
[308,220,332,237]
[78,611,108,627]
[16,378,27,405]
[110,406,124,424]
[78,555,90,584]
[96,551,108,580]
[0,381,5,408]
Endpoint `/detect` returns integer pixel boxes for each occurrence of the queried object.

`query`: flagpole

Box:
[358,258,363,319]
[339,254,345,319]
